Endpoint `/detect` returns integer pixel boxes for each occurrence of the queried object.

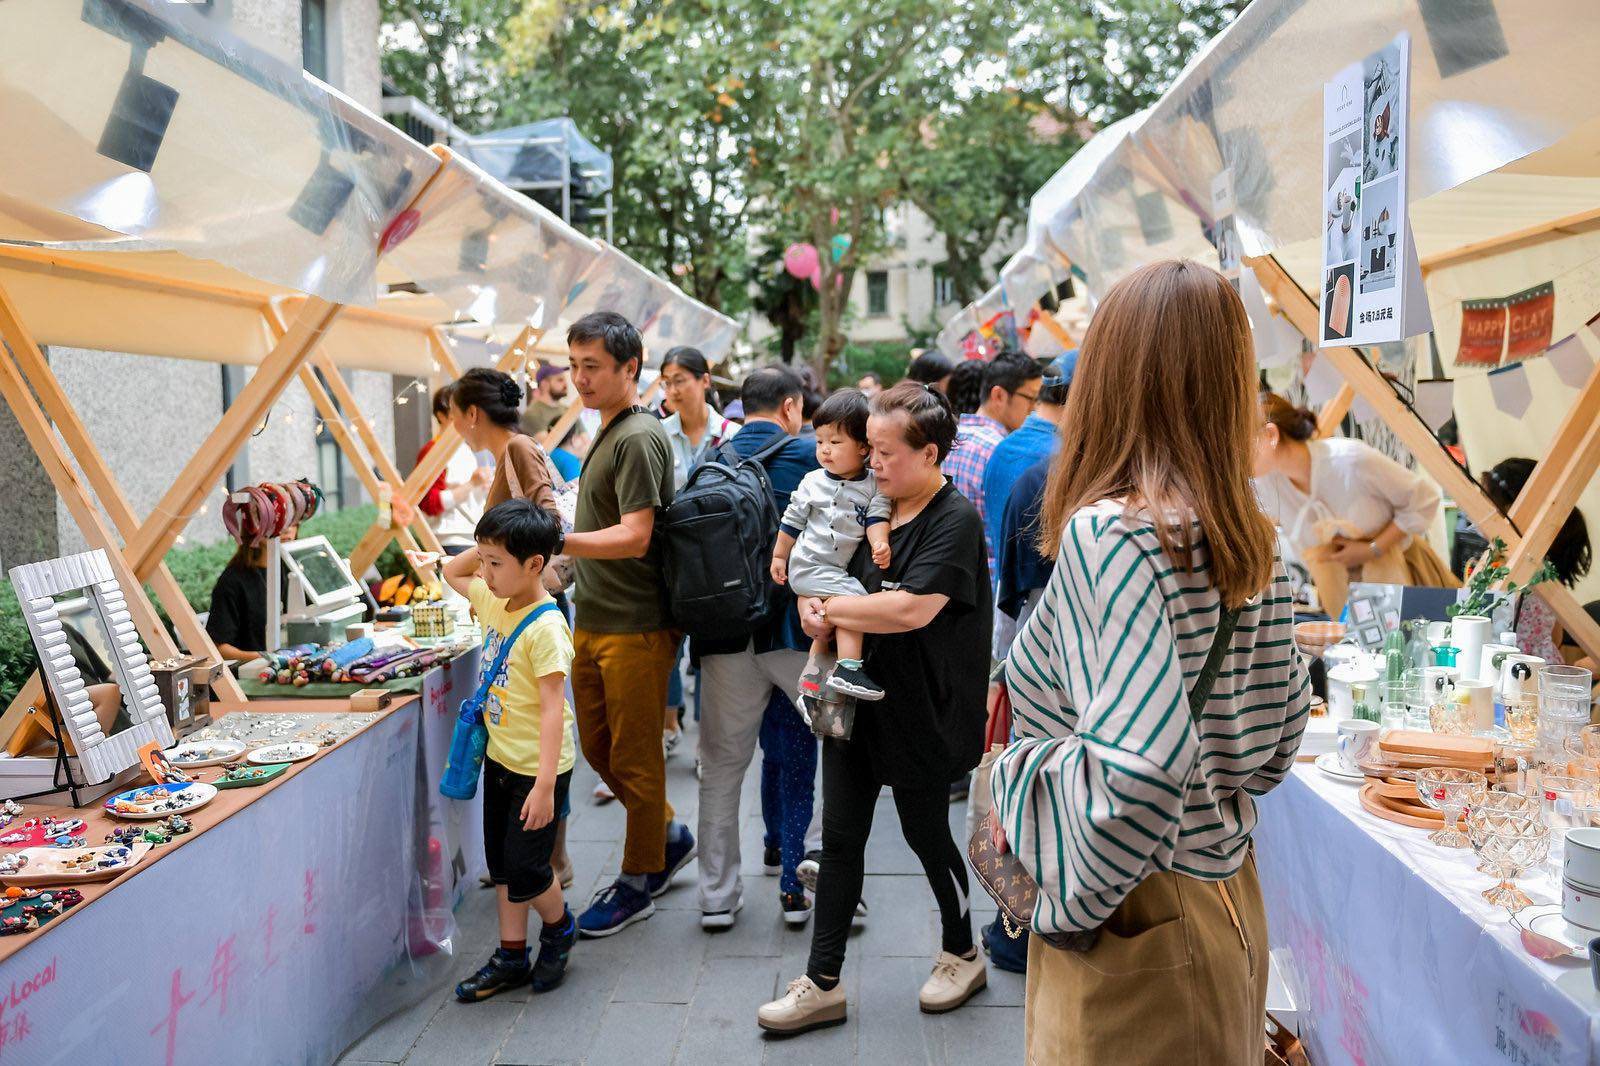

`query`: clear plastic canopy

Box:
[0,0,733,357]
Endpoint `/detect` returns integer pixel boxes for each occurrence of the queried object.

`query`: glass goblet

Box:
[1416,767,1487,847]
[1476,812,1550,912]
[1469,791,1540,873]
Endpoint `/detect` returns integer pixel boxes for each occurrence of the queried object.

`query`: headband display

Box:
[221,480,324,546]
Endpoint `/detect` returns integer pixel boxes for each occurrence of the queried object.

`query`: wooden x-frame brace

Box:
[1246,254,1600,663]
[346,324,541,577]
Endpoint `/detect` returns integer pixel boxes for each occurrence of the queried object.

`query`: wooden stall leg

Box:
[124,298,345,579]
[348,326,539,577]
[0,280,244,700]
[1318,383,1355,437]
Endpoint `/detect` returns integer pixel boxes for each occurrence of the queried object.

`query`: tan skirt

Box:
[1023,856,1269,1066]
[1304,536,1459,618]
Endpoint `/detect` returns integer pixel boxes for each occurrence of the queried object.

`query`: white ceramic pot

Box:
[1565,827,1600,889]
[1478,643,1519,685]
[1499,654,1545,702]
[1452,615,1491,679]
[1457,678,1495,733]
[1563,877,1600,931]
[1327,660,1381,720]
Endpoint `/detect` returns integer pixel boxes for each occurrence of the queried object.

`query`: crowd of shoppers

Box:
[425,267,1325,1049]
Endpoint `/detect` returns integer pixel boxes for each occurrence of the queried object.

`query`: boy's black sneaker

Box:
[826,665,885,701]
[455,948,531,1002]
[531,908,577,992]
[763,844,782,875]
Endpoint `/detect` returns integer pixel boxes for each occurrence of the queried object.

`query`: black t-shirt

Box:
[206,564,269,653]
[840,481,992,788]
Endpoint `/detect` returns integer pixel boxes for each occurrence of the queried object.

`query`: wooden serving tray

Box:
[1359,781,1446,829]
[1380,730,1495,762]
[1369,775,1424,802]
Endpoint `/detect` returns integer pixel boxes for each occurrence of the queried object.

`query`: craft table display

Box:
[0,685,486,1066]
[1257,765,1600,1065]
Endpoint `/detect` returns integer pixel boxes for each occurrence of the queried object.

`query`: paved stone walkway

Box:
[339,716,1024,1065]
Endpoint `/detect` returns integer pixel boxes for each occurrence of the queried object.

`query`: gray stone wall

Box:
[51,348,224,554]
[0,388,61,570]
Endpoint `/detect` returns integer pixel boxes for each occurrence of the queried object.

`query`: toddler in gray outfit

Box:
[770,389,890,702]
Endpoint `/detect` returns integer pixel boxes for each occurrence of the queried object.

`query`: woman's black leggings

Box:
[807,741,974,978]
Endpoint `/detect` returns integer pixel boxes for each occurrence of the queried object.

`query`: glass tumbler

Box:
[1538,665,1594,767]
[1378,681,1409,731]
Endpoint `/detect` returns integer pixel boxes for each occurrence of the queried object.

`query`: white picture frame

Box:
[8,549,173,785]
[279,535,362,610]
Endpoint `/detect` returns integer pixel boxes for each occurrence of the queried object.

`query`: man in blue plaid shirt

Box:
[943,351,1042,581]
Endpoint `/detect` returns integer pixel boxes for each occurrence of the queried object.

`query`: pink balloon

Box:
[784,243,820,280]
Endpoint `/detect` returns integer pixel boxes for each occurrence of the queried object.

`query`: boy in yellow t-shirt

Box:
[435,500,578,1001]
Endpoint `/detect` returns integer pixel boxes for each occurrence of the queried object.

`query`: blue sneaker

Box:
[980,916,1028,975]
[646,826,698,898]
[577,880,656,939]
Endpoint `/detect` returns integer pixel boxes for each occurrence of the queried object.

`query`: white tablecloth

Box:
[1256,765,1600,1066]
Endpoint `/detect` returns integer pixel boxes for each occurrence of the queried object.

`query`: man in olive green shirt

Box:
[559,311,695,937]
[522,362,572,438]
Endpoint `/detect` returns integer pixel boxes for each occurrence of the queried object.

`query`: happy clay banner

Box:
[1319,32,1431,348]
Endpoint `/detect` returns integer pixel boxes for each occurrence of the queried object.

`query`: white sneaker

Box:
[592,780,615,804]
[797,851,820,891]
[663,729,680,757]
[853,899,868,927]
[757,975,847,1034]
[700,897,743,930]
[918,950,986,1014]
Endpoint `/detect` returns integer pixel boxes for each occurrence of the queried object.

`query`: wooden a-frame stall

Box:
[941,0,1600,665]
[0,1,734,727]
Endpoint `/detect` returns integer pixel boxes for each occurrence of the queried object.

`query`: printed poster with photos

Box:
[1319,33,1431,347]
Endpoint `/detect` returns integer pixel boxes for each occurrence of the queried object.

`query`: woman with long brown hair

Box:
[989,260,1311,1062]
[1254,390,1454,615]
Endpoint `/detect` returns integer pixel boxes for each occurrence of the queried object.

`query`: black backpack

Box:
[658,435,792,640]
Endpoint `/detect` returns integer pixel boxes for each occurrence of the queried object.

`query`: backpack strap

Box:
[1187,605,1241,716]
[464,600,563,715]
[744,431,795,467]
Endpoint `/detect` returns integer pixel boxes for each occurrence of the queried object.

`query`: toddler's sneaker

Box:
[827,664,885,701]
[530,908,577,992]
[796,663,827,704]
[454,947,531,1002]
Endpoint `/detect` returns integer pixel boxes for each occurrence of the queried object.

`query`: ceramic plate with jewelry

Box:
[104,782,218,820]
[1314,752,1365,783]
[1514,906,1594,960]
[247,742,318,765]
[164,739,247,768]
[0,842,152,885]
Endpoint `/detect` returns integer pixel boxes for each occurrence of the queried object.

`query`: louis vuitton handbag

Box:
[967,607,1240,951]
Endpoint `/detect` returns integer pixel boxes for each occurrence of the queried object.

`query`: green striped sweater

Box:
[991,501,1310,935]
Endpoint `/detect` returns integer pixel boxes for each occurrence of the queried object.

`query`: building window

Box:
[866,271,890,317]
[932,264,955,308]
[302,0,328,81]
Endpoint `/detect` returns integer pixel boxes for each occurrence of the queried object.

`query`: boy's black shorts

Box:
[483,758,572,903]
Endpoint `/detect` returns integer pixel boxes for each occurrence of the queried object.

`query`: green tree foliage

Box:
[380,0,520,132]
[382,0,1244,365]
